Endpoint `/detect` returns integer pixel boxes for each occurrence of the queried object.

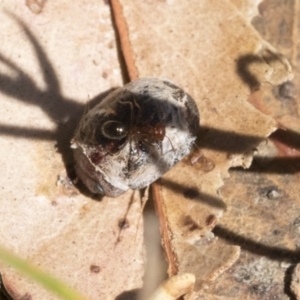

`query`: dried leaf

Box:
[0,1,144,299]
[230,0,263,20]
[110,0,292,295]
[200,0,300,298]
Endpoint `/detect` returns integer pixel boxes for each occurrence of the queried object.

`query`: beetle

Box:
[71,78,200,197]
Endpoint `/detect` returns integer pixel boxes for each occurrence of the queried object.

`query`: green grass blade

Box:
[0,246,88,300]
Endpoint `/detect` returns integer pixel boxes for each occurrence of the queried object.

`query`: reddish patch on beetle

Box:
[90,152,103,165]
[134,122,166,143]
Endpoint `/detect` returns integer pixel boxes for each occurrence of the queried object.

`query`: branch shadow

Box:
[0,15,118,195]
[213,225,300,299]
[236,156,300,174]
[236,54,263,90]
[212,224,300,299]
[232,128,300,174]
[160,178,227,210]
[271,128,300,150]
[236,51,288,91]
[197,125,263,154]
[284,264,298,300]
[213,225,300,263]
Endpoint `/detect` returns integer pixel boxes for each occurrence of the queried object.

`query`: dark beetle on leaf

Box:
[71,78,200,197]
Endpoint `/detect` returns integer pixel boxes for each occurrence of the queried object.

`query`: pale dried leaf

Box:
[0,1,144,299]
[230,0,263,21]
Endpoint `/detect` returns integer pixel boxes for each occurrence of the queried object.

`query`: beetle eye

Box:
[101,121,127,140]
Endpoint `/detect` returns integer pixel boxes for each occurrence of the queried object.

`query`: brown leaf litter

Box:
[111,0,292,297]
[0,0,295,299]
